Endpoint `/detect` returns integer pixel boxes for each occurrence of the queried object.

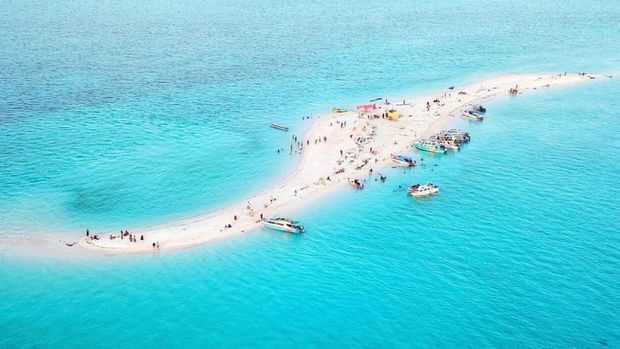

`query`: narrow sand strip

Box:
[11,72,606,256]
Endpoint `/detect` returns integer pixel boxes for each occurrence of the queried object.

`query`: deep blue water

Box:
[1,0,619,347]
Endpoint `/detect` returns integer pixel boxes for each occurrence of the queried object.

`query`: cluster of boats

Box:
[264,104,486,234]
[415,129,471,154]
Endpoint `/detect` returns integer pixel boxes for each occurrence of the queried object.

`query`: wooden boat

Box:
[332,107,346,113]
[270,123,289,131]
[408,183,439,198]
[263,217,304,234]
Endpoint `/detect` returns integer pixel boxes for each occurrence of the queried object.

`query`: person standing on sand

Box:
[86,229,89,237]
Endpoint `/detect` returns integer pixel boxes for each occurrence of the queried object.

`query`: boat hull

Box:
[415,144,446,154]
[408,184,440,197]
[270,123,289,131]
[410,188,439,197]
[263,222,303,234]
[391,157,416,166]
[463,113,484,121]
[442,144,459,151]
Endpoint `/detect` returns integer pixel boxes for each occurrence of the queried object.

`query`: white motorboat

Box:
[262,217,304,233]
[415,140,447,154]
[439,141,459,151]
[408,183,440,197]
[463,111,484,121]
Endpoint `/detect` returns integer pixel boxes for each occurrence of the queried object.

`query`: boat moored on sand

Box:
[408,183,440,197]
[442,129,471,143]
[463,111,484,121]
[429,135,460,151]
[415,140,447,154]
[470,104,486,113]
[391,155,417,167]
[262,217,305,233]
[439,141,459,151]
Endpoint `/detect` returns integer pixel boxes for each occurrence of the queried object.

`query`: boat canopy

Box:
[387,110,401,120]
[356,104,377,112]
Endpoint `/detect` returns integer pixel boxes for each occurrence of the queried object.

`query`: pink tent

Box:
[356,104,377,112]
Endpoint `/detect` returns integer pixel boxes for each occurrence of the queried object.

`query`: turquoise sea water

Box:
[1,0,619,347]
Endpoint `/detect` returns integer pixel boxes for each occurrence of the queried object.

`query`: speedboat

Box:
[391,155,416,167]
[463,111,484,121]
[439,141,459,151]
[471,104,486,113]
[348,178,364,189]
[415,140,447,154]
[262,217,305,234]
[270,123,289,131]
[408,183,439,197]
[442,129,470,143]
[430,135,460,150]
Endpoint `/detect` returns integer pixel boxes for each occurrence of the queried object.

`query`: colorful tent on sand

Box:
[387,109,401,120]
[356,104,377,113]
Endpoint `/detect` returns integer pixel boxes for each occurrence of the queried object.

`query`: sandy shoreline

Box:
[4,72,607,257]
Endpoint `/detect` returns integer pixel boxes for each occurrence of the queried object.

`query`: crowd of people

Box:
[84,229,160,249]
[285,132,330,156]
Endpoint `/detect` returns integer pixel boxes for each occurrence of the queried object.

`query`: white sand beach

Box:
[8,72,605,257]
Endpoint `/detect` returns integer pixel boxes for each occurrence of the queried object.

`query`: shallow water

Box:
[1,0,619,347]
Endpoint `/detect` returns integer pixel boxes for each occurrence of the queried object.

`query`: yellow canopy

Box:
[387,110,400,120]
